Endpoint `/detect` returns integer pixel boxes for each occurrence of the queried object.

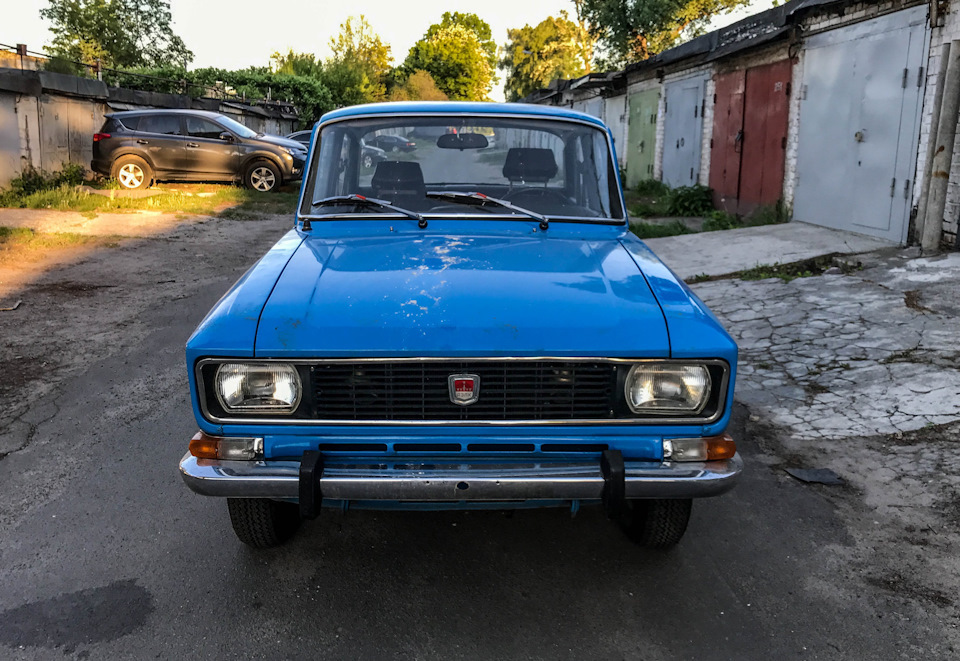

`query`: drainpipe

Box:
[915,43,950,244]
[922,40,960,253]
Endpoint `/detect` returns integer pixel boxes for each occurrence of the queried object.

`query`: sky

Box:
[6,0,771,102]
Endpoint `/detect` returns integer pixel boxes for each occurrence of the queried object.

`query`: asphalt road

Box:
[0,215,951,660]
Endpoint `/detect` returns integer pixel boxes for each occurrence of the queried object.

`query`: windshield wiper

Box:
[311,194,426,228]
[425,191,548,230]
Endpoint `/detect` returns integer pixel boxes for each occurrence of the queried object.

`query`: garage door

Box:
[626,89,659,188]
[662,74,708,188]
[711,60,792,214]
[793,6,928,243]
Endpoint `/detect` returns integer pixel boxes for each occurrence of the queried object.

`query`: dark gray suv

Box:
[91,110,307,192]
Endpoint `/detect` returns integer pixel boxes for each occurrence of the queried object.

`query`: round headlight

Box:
[215,363,301,413]
[625,364,711,414]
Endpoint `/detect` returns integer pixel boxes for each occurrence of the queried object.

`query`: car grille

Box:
[310,361,618,421]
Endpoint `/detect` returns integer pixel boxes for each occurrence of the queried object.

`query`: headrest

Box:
[502,148,559,183]
[371,161,425,194]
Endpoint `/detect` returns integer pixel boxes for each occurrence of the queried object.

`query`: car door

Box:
[183,116,239,179]
[134,114,187,173]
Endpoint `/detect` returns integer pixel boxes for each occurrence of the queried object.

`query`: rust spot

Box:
[934,171,950,179]
[936,145,945,154]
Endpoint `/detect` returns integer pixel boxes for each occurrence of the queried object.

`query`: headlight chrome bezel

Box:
[623,363,713,415]
[210,362,303,415]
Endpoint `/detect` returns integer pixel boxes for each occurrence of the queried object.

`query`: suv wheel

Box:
[362,154,374,169]
[112,155,152,190]
[227,498,301,548]
[245,160,280,192]
[618,499,692,549]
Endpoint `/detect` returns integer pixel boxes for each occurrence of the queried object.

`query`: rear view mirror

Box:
[437,133,489,150]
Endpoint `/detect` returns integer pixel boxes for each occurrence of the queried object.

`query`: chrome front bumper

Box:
[179,452,742,501]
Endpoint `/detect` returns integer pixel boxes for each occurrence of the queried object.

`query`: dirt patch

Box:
[904,289,935,313]
[30,281,118,297]
[864,573,955,609]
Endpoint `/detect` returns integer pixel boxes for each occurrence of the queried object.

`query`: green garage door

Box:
[626,89,659,189]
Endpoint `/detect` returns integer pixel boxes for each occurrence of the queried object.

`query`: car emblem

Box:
[448,374,480,406]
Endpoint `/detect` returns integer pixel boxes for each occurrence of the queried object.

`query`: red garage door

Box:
[710,60,792,215]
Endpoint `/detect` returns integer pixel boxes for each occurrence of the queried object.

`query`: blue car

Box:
[179,102,740,549]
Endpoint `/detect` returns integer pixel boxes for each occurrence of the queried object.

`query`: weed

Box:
[667,184,714,216]
[631,198,671,217]
[635,179,670,196]
[702,210,741,231]
[738,255,842,282]
[629,220,693,239]
[746,200,790,226]
[690,273,711,282]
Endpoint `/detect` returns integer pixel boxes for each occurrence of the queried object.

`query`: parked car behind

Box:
[92,110,308,192]
[366,134,417,152]
[286,130,387,169]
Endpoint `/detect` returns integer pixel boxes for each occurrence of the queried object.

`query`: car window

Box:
[185,117,226,140]
[304,116,623,221]
[138,114,182,136]
[116,116,140,131]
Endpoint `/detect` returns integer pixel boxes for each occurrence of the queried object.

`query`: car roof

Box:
[106,109,227,119]
[319,101,608,130]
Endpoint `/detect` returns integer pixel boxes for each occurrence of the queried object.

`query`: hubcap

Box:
[118,163,144,188]
[250,167,276,191]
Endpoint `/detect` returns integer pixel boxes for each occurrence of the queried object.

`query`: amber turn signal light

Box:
[664,433,737,462]
[706,433,737,460]
[189,431,220,459]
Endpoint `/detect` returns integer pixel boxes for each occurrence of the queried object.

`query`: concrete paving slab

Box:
[644,221,894,280]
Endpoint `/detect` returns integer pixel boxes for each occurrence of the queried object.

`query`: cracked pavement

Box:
[694,251,960,439]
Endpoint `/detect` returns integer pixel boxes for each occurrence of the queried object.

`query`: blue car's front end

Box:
[178,102,740,548]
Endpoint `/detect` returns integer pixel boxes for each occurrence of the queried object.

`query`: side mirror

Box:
[219,132,235,142]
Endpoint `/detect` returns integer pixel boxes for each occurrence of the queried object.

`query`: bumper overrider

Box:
[179,437,742,516]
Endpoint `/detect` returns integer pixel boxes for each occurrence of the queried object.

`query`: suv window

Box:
[185,117,225,140]
[138,114,182,135]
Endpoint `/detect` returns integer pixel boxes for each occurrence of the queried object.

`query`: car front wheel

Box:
[618,499,692,549]
[244,160,281,192]
[111,155,152,190]
[227,498,301,548]
[362,154,374,169]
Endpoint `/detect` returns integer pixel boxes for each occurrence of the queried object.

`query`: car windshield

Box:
[300,115,624,221]
[216,115,258,139]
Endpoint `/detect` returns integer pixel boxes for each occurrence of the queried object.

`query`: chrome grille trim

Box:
[196,357,730,426]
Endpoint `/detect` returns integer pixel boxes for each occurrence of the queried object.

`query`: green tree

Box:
[388,70,448,101]
[403,23,495,100]
[579,0,750,63]
[327,15,392,101]
[270,49,324,78]
[424,12,498,73]
[501,11,593,101]
[40,0,193,70]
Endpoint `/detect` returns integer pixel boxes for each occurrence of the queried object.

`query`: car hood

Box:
[254,230,670,357]
[256,134,307,150]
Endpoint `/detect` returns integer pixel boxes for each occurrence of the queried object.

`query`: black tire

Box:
[227,498,301,548]
[244,159,281,192]
[618,499,692,549]
[111,155,152,190]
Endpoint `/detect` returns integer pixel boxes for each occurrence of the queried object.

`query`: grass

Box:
[0,226,119,264]
[629,220,694,239]
[738,255,843,282]
[0,183,299,218]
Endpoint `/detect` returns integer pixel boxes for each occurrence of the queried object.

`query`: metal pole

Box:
[915,43,950,243]
[922,40,960,253]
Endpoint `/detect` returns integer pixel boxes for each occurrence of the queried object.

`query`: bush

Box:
[635,179,670,196]
[667,184,714,216]
[3,164,86,198]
